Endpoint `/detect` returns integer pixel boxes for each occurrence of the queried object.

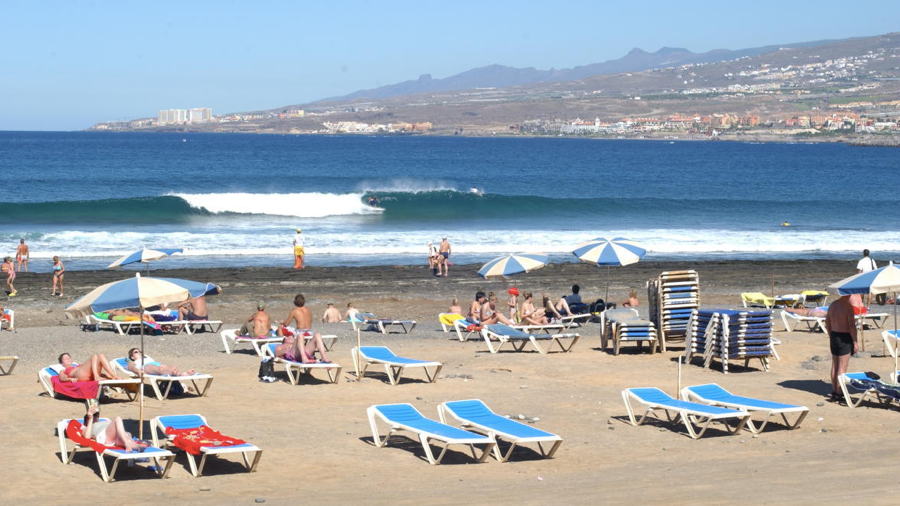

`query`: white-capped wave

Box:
[353,179,459,194]
[169,192,381,218]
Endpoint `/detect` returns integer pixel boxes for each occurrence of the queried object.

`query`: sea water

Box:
[0,131,898,272]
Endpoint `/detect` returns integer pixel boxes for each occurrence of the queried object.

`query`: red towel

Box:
[52,376,100,399]
[165,425,246,455]
[65,420,123,453]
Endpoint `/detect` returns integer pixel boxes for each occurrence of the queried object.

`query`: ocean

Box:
[1,131,898,273]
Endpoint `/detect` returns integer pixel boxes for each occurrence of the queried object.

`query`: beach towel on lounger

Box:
[164,425,246,455]
[52,376,100,399]
[66,419,126,453]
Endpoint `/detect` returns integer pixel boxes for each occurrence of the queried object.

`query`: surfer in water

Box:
[367,195,381,207]
[468,187,483,196]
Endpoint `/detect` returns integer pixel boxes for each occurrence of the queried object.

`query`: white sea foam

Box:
[352,179,459,194]
[169,192,381,218]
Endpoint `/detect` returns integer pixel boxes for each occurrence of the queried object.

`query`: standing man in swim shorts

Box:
[15,239,29,273]
[293,228,305,269]
[438,236,451,277]
[825,293,858,402]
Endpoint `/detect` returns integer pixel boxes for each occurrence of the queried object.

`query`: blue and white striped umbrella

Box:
[572,237,646,266]
[478,253,549,278]
[108,248,183,270]
[64,274,220,318]
[830,263,900,295]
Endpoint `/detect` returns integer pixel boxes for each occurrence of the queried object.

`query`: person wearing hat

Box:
[293,228,305,269]
[507,287,520,322]
[238,301,272,338]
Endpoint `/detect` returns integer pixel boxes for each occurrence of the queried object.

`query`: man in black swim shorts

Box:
[825,294,858,402]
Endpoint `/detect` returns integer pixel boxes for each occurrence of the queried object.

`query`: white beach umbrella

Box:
[573,237,647,302]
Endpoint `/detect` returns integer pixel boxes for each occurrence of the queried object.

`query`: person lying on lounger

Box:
[274,333,331,364]
[94,308,159,326]
[58,352,120,382]
[543,294,572,320]
[82,401,148,452]
[126,348,195,376]
[784,307,828,318]
[520,292,548,325]
[480,294,515,325]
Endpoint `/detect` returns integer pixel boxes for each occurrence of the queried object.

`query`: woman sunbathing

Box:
[520,292,548,325]
[543,294,573,321]
[81,402,147,452]
[126,348,195,376]
[784,307,828,318]
[274,333,331,364]
[57,352,120,382]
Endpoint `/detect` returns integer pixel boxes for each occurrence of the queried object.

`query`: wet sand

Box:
[2,259,899,505]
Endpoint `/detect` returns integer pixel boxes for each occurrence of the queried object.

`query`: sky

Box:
[2,1,899,131]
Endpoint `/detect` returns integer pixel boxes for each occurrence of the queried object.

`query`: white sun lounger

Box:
[367,403,496,465]
[351,317,417,334]
[150,414,262,477]
[779,310,824,333]
[452,318,482,342]
[220,328,282,357]
[883,330,900,360]
[839,372,888,408]
[263,343,342,384]
[351,346,443,385]
[480,324,580,354]
[57,418,175,482]
[86,314,145,335]
[555,313,591,329]
[437,399,562,462]
[0,355,19,375]
[622,387,750,439]
[39,364,140,401]
[681,383,808,433]
[112,357,214,400]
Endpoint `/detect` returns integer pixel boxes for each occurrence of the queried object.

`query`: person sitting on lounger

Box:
[82,401,148,452]
[240,301,272,338]
[177,296,209,321]
[448,297,462,315]
[480,293,515,325]
[274,293,332,361]
[322,303,341,323]
[344,303,360,321]
[785,306,828,318]
[57,352,120,382]
[467,291,486,323]
[622,290,639,308]
[126,348,195,376]
[520,292,548,325]
[543,294,572,320]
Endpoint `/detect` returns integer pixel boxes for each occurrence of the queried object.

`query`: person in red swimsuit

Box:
[57,352,120,382]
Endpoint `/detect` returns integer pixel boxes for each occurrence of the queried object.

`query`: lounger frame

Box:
[351,346,443,385]
[779,310,824,333]
[0,355,18,375]
[480,324,580,354]
[681,383,808,433]
[112,357,214,401]
[150,414,262,477]
[838,372,893,408]
[263,344,342,384]
[622,387,750,439]
[367,403,496,465]
[351,318,417,334]
[39,364,140,401]
[56,418,175,482]
[437,399,562,462]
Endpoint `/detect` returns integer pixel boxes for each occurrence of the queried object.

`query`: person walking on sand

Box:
[51,256,65,297]
[1,257,16,297]
[825,294,858,402]
[15,239,28,273]
[438,237,452,277]
[293,228,305,269]
[856,249,877,306]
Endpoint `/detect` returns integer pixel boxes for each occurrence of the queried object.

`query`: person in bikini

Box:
[274,293,331,363]
[520,292,548,325]
[57,352,120,382]
[51,256,65,297]
[480,293,515,325]
[15,239,29,273]
[81,402,148,452]
[126,348,195,376]
[467,291,486,323]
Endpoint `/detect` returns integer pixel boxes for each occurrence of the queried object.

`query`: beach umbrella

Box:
[573,237,647,302]
[477,253,549,279]
[65,274,221,437]
[108,248,183,275]
[830,262,900,380]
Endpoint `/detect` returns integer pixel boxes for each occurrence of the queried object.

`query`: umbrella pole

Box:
[894,291,898,385]
[356,327,362,381]
[138,304,145,439]
[606,265,610,304]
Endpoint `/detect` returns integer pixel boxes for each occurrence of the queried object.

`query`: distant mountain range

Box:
[321,38,849,103]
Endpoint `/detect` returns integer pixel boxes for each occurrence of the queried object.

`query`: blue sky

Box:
[2,1,898,130]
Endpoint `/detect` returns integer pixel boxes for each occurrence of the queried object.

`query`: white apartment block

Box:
[158,107,212,125]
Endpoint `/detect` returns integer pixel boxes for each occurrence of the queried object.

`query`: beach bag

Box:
[258,358,275,379]
[569,302,589,314]
[158,380,185,396]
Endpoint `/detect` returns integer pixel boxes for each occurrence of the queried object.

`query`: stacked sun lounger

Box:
[685,309,775,374]
[601,308,658,355]
[648,270,700,351]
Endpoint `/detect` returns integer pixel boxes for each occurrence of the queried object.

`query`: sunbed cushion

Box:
[359,346,431,365]
[375,404,489,441]
[630,388,739,416]
[443,400,555,439]
[486,324,554,340]
[687,384,798,411]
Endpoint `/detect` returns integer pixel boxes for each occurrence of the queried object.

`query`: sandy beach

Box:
[2,259,900,505]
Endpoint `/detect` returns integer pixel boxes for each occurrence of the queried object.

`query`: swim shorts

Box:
[186,312,208,321]
[830,330,854,356]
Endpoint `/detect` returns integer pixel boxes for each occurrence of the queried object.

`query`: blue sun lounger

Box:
[622,387,750,439]
[351,346,443,385]
[367,403,496,465]
[437,399,562,462]
[480,324,580,354]
[150,414,263,477]
[838,372,900,408]
[681,384,808,433]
